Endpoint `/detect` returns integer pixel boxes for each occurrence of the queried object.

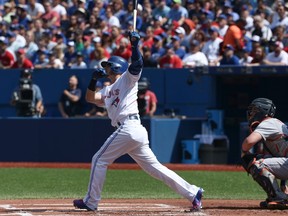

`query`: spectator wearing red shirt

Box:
[137,77,158,117]
[0,36,16,69]
[112,37,131,61]
[12,49,34,69]
[159,44,183,68]
[41,1,61,28]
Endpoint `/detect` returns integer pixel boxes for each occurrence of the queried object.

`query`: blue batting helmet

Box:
[101,56,128,74]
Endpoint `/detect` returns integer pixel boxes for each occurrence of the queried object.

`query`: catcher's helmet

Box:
[247,98,276,126]
[101,56,128,74]
[138,77,150,91]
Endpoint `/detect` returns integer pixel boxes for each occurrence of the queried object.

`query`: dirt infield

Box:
[0,163,287,216]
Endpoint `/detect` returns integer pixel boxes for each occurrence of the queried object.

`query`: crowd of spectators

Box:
[0,0,288,69]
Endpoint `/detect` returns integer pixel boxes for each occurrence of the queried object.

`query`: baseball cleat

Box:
[267,200,288,210]
[259,200,268,208]
[191,188,204,211]
[73,199,95,211]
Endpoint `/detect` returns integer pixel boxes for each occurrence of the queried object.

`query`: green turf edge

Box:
[0,168,266,200]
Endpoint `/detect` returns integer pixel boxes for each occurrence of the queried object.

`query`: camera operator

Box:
[11,69,44,117]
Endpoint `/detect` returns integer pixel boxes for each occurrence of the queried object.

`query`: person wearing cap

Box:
[202,26,223,66]
[58,75,82,118]
[16,4,31,30]
[182,39,208,67]
[249,35,262,57]
[11,69,44,117]
[12,48,34,69]
[216,14,229,39]
[142,46,159,68]
[262,41,288,65]
[63,41,77,68]
[159,43,183,68]
[70,52,88,69]
[170,35,186,59]
[219,44,240,65]
[137,77,158,117]
[27,0,45,20]
[239,4,254,31]
[151,35,166,62]
[168,0,188,26]
[45,50,64,69]
[239,47,253,66]
[9,24,27,51]
[90,36,110,60]
[0,36,16,69]
[34,50,49,69]
[222,1,239,22]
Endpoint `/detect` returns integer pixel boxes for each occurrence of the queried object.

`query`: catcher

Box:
[241,98,288,209]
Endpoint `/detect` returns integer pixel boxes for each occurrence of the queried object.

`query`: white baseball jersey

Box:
[82,68,201,210]
[254,118,288,180]
[255,118,288,157]
[99,71,140,127]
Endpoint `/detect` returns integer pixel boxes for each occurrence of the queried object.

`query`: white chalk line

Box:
[0,202,197,216]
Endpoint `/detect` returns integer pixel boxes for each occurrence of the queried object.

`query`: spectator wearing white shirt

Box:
[263,41,288,65]
[52,0,67,21]
[27,0,45,20]
[270,4,288,32]
[70,52,87,69]
[182,39,208,68]
[202,26,223,66]
[251,15,273,44]
[217,14,229,39]
[105,5,120,28]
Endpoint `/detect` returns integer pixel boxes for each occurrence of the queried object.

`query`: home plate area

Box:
[1,199,288,216]
[0,199,199,216]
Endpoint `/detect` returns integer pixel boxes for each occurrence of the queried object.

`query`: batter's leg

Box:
[129,143,200,202]
[83,128,138,210]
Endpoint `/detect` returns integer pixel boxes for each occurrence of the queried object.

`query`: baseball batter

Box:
[241,98,288,209]
[73,31,204,211]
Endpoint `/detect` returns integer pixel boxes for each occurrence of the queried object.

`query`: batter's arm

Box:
[86,89,104,107]
[128,31,143,75]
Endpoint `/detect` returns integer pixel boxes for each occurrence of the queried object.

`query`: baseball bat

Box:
[133,0,138,31]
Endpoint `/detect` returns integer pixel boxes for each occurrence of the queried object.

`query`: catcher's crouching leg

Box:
[249,159,288,208]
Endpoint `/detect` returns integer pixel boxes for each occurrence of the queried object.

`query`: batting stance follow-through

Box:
[73,31,204,211]
[241,98,288,209]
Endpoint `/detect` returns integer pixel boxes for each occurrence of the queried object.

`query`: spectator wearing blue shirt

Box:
[220,44,240,65]
[170,35,186,59]
[167,0,188,26]
[151,35,166,62]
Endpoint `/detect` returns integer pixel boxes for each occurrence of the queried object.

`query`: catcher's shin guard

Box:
[250,160,287,201]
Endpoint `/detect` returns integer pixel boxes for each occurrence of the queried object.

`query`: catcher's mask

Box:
[247,98,276,127]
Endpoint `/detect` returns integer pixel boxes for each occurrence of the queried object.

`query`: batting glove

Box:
[92,68,107,80]
[128,31,140,48]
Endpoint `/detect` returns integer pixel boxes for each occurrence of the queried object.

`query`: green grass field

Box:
[0,168,265,200]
